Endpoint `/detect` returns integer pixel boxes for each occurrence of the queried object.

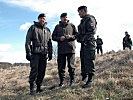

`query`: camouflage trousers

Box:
[29,53,47,85]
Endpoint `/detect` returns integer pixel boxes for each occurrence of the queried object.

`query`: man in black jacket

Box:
[96,35,103,55]
[52,13,77,87]
[25,13,52,95]
[123,31,132,50]
[77,6,97,88]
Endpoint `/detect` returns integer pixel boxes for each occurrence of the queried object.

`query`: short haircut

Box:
[78,6,87,12]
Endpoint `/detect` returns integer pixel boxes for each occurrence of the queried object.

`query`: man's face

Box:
[61,16,68,23]
[38,17,46,25]
[78,9,86,18]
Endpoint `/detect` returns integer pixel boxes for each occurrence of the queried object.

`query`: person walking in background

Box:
[123,31,132,50]
[52,13,78,87]
[77,6,97,88]
[96,35,103,55]
[25,13,52,95]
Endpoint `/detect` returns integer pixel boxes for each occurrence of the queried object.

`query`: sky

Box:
[0,0,133,63]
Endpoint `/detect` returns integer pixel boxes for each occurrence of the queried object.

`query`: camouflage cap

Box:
[38,13,46,19]
[60,13,67,18]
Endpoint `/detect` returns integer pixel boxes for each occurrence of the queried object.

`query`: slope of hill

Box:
[0,50,133,100]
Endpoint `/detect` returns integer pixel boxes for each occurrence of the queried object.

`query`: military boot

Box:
[82,74,93,88]
[82,75,87,81]
[59,78,64,87]
[69,75,75,86]
[30,83,35,95]
[36,84,43,93]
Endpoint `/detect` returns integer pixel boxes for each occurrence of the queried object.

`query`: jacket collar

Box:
[34,21,46,28]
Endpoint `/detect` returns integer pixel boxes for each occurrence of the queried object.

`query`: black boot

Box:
[59,78,64,87]
[82,75,87,81]
[82,74,93,88]
[69,75,75,86]
[30,83,35,95]
[36,84,43,93]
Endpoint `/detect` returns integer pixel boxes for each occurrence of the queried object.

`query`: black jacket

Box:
[77,14,97,50]
[96,38,103,46]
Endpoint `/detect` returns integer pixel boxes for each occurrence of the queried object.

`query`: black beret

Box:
[38,13,46,19]
[78,6,87,11]
[60,13,67,18]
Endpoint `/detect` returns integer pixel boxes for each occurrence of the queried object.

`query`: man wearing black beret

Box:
[25,13,52,95]
[77,6,97,88]
[52,13,78,87]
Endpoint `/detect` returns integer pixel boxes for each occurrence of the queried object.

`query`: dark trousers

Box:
[57,53,75,81]
[80,45,95,77]
[97,45,103,54]
[29,54,47,85]
[123,46,131,50]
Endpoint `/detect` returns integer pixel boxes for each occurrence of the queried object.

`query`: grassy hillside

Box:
[0,50,133,100]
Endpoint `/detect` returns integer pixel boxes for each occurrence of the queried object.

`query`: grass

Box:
[0,50,133,100]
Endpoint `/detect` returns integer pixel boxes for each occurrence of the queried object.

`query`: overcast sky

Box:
[0,0,133,63]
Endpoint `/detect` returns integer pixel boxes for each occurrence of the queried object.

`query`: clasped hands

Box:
[60,35,73,41]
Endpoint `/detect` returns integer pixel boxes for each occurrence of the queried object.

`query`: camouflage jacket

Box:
[25,22,52,55]
[52,21,78,54]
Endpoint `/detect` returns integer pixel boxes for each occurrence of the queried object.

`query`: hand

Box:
[65,35,72,39]
[60,36,65,41]
[26,52,32,61]
[48,53,52,61]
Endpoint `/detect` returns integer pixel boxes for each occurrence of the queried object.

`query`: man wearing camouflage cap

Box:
[52,13,78,87]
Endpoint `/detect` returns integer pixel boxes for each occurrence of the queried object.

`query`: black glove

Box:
[48,53,52,61]
[26,52,32,61]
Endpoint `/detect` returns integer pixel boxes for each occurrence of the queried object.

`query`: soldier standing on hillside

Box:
[123,31,132,50]
[96,35,103,55]
[52,13,77,87]
[25,13,52,95]
[77,6,97,88]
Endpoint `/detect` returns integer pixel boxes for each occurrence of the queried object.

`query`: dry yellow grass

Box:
[0,50,133,100]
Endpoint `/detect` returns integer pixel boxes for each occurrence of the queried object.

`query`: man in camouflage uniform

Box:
[123,31,132,50]
[96,35,103,55]
[77,6,97,88]
[52,13,77,87]
[25,13,52,95]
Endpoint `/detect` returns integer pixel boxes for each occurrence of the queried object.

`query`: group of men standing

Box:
[25,5,132,95]
[25,5,97,95]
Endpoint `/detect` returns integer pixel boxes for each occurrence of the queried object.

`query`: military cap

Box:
[38,13,46,19]
[78,6,87,11]
[60,13,67,18]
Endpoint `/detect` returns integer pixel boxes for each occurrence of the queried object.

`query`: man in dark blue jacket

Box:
[96,35,103,55]
[77,6,97,88]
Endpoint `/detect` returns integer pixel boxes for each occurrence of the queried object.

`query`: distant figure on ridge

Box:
[96,35,103,55]
[123,31,132,50]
